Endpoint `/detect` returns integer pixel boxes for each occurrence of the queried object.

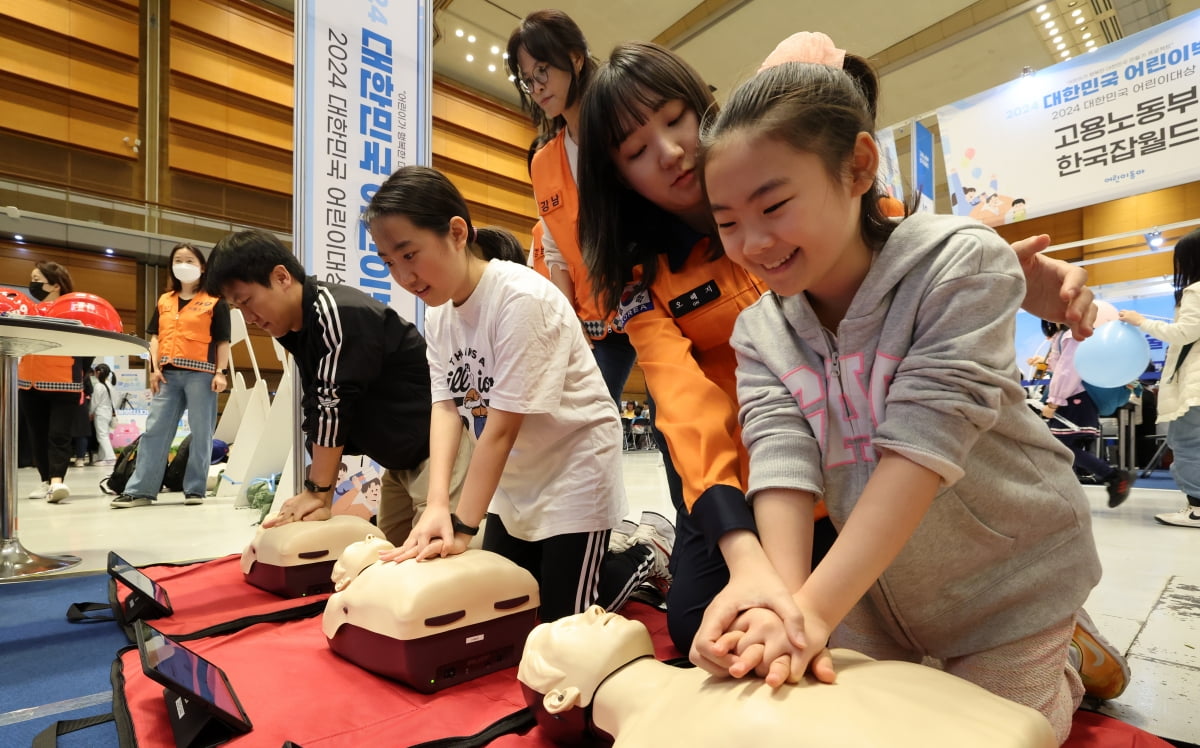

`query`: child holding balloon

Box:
[1042,319,1135,508]
[1120,226,1200,528]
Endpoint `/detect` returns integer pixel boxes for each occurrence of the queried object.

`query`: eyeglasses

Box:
[517,63,551,94]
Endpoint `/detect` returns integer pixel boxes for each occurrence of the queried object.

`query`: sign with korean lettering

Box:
[296,0,429,321]
[875,126,906,205]
[937,9,1199,227]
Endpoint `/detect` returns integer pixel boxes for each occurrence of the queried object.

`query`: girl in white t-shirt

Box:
[367,165,658,620]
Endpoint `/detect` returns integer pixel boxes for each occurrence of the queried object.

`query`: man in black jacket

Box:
[206,229,469,543]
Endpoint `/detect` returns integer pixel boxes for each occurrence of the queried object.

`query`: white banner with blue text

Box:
[937,9,1199,227]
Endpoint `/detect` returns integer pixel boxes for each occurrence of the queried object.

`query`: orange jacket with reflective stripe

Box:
[18,355,79,391]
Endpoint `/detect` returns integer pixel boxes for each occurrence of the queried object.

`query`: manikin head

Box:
[330,534,395,592]
[518,606,654,742]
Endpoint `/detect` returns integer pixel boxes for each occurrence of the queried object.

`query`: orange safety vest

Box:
[530,130,615,339]
[617,238,827,520]
[529,220,549,279]
[155,290,218,373]
[18,355,80,392]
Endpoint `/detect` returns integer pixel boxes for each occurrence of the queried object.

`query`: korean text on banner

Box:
[298,0,429,321]
[938,9,1200,227]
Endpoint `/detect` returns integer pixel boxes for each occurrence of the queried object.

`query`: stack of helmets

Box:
[45,292,123,332]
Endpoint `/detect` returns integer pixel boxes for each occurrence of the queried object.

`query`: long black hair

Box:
[505,10,597,137]
[1174,227,1200,305]
[363,165,521,263]
[576,41,721,314]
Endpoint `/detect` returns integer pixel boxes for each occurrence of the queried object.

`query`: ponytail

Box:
[474,227,526,264]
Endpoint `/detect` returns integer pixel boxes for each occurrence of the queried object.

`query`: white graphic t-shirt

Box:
[425,260,626,541]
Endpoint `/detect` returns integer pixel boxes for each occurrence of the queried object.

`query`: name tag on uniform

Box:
[669,281,721,317]
[537,191,564,215]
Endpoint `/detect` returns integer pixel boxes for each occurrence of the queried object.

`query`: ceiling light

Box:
[1044,20,1056,28]
[1056,42,1065,50]
[467,34,476,43]
[1036,3,1046,11]
[1072,8,1082,16]
[503,52,509,59]
[1040,11,1051,20]
[1083,32,1091,39]
[1086,40,1095,47]
[465,54,474,62]
[13,234,23,241]
[508,75,515,82]
[105,248,114,255]
[1088,47,1097,53]
[490,45,500,55]
[455,29,463,37]
[1061,50,1070,57]
[1053,35,1062,42]
[488,64,496,72]
[1075,17,1084,24]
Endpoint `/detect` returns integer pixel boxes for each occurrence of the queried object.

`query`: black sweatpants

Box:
[482,513,653,622]
[20,388,78,482]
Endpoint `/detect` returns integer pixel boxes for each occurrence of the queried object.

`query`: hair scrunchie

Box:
[758,31,846,72]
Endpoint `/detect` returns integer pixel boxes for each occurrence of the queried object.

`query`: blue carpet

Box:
[0,572,128,746]
[1133,469,1179,491]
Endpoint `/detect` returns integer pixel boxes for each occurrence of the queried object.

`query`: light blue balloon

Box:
[971,166,983,180]
[1074,321,1151,388]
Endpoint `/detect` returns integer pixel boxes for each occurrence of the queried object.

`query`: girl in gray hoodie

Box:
[690,34,1115,744]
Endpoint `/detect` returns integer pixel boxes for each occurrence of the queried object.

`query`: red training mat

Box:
[117,601,676,747]
[112,554,328,640]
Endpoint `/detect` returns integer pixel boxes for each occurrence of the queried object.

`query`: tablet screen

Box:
[135,621,253,733]
[107,551,172,616]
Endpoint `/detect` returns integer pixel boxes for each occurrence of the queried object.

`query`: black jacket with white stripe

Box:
[277,277,430,470]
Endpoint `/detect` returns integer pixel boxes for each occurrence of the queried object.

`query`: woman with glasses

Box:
[504,10,639,408]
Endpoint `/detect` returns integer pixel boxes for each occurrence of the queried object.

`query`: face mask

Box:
[29,281,49,301]
[172,263,202,283]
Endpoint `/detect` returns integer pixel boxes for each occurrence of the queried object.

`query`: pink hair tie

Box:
[758,31,846,72]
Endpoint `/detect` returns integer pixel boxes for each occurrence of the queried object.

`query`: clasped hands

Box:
[690,576,837,689]
[379,504,469,563]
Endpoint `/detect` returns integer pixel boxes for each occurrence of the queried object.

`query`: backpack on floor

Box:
[99,435,142,496]
[161,434,193,493]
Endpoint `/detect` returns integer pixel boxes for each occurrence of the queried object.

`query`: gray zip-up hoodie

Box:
[732,213,1101,659]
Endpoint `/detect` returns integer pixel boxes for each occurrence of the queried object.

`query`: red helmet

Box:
[46,292,124,333]
[0,288,38,316]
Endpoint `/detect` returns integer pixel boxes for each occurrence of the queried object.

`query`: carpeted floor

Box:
[0,572,129,746]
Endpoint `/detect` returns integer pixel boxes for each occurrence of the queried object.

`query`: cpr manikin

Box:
[322,537,539,692]
[240,514,379,597]
[518,607,1057,748]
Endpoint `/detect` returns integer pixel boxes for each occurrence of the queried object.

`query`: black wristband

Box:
[450,512,479,536]
[303,478,333,494]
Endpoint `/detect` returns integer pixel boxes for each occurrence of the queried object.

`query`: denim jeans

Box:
[1167,405,1200,500]
[124,368,216,498]
[592,331,637,406]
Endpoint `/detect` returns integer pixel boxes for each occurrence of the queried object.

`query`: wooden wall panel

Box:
[170,79,292,152]
[0,75,138,159]
[171,0,293,66]
[170,37,293,109]
[167,123,291,195]
[2,0,138,58]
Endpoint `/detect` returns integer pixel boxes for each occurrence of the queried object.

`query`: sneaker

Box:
[183,494,204,505]
[608,519,640,553]
[110,495,154,509]
[1070,609,1130,700]
[95,459,116,467]
[629,511,675,595]
[47,483,70,504]
[1105,469,1134,508]
[71,457,87,468]
[1154,506,1200,527]
[28,481,49,499]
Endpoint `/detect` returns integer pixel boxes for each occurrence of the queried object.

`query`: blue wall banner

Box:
[295,0,431,322]
[938,9,1200,227]
[910,121,935,213]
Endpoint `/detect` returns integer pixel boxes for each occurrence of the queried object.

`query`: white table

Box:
[0,316,148,579]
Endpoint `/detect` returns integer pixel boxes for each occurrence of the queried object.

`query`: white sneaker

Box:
[1155,506,1200,528]
[608,519,640,553]
[28,481,49,499]
[47,483,70,504]
[629,511,675,592]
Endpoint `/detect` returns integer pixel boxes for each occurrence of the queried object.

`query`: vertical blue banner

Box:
[911,121,935,214]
